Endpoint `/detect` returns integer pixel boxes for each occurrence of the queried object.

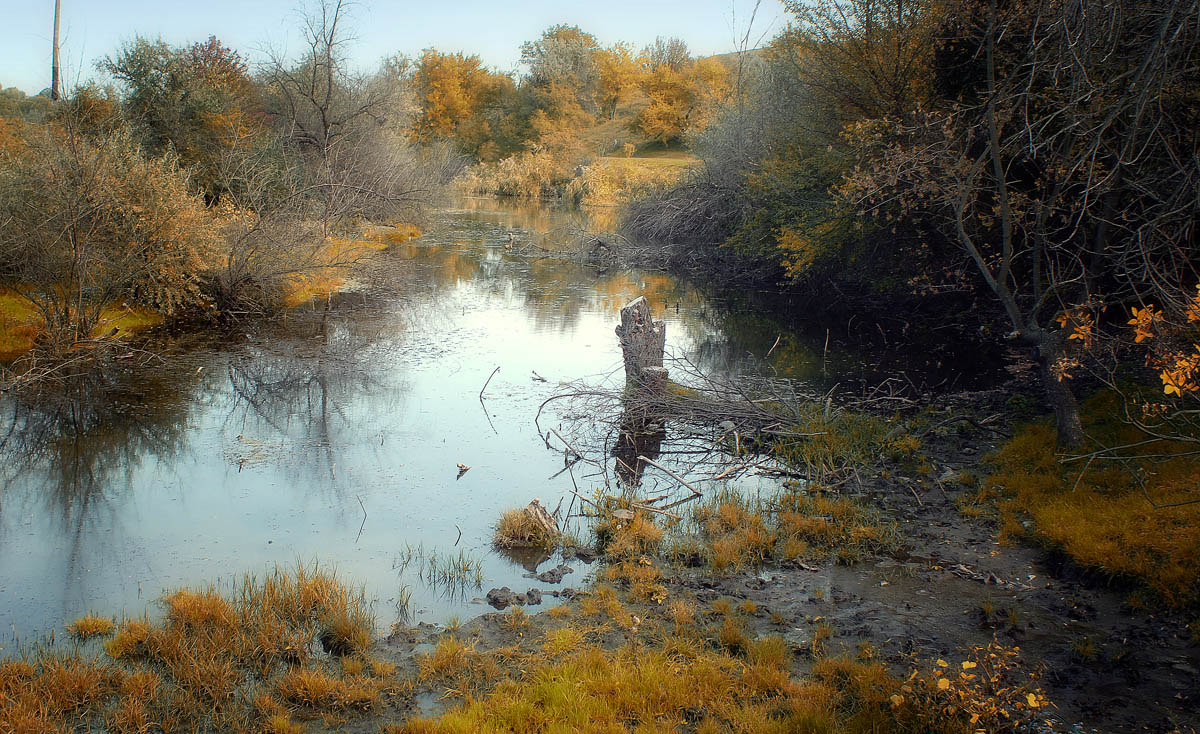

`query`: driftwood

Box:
[523,499,559,538]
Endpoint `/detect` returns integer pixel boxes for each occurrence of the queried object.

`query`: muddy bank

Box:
[337,390,1199,734]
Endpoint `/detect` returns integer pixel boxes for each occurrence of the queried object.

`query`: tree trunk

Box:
[615,296,666,388]
[1030,330,1085,449]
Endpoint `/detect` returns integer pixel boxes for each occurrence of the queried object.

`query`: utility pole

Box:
[51,0,61,100]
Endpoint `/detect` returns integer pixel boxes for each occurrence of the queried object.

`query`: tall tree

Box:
[520,24,602,114]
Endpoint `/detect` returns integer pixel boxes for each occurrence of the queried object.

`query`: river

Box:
[0,196,999,646]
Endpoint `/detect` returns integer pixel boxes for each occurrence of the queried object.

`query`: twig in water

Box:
[637,455,703,499]
[478,365,501,435]
[549,427,586,461]
[479,365,500,401]
[355,495,367,543]
[568,488,598,508]
[547,456,583,480]
[766,334,781,358]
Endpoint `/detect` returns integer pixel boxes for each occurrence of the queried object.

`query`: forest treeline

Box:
[0,6,733,363]
[622,0,1199,449]
[1,0,1198,449]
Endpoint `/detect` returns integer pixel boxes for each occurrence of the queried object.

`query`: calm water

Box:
[0,197,997,646]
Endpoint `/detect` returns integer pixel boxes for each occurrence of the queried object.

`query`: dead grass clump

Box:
[416,636,503,698]
[492,507,559,550]
[104,619,155,661]
[0,565,389,732]
[691,492,777,573]
[66,615,115,640]
[164,588,238,630]
[776,492,897,565]
[602,511,665,559]
[318,601,373,657]
[276,668,379,711]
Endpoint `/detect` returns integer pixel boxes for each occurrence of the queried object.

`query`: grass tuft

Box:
[492,508,559,550]
[66,615,115,640]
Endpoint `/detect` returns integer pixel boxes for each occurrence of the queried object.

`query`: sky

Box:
[4,0,789,95]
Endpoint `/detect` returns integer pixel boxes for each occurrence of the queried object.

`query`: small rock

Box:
[536,564,574,584]
[524,588,543,605]
[485,587,522,610]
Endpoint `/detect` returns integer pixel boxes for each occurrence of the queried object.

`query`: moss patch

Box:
[977,391,1200,607]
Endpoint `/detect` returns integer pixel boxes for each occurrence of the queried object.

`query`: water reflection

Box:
[0,360,198,520]
[224,301,406,486]
[0,195,1001,643]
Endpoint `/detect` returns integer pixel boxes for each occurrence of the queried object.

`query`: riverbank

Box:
[0,223,423,364]
[1,198,1195,732]
[3,386,1196,733]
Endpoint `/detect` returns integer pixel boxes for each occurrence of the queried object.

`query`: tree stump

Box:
[615,297,666,388]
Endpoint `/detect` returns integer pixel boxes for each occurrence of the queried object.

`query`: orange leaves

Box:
[918,642,1053,731]
[1160,347,1200,397]
[1056,307,1097,348]
[1124,301,1200,397]
[1127,304,1161,343]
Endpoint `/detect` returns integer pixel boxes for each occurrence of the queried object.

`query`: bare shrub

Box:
[0,116,218,351]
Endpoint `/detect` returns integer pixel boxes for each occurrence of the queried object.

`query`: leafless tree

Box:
[208,0,462,313]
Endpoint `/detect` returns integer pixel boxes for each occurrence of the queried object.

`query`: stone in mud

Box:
[484,586,545,609]
[525,564,574,584]
[485,587,522,610]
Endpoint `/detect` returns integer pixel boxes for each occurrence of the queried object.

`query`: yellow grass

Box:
[673,487,896,572]
[579,155,697,207]
[65,615,115,640]
[0,287,164,359]
[0,565,389,732]
[492,507,559,550]
[980,391,1200,607]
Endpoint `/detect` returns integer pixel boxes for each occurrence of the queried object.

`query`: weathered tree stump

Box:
[615,297,666,388]
[612,298,669,489]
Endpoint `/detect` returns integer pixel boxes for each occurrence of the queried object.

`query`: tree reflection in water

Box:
[223,296,407,488]
[0,353,202,615]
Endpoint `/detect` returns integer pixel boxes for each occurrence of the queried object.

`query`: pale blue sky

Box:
[4,0,788,95]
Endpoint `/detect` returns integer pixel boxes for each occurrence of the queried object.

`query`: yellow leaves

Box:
[1128,305,1161,343]
[937,677,951,690]
[961,661,977,670]
[1160,348,1200,397]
